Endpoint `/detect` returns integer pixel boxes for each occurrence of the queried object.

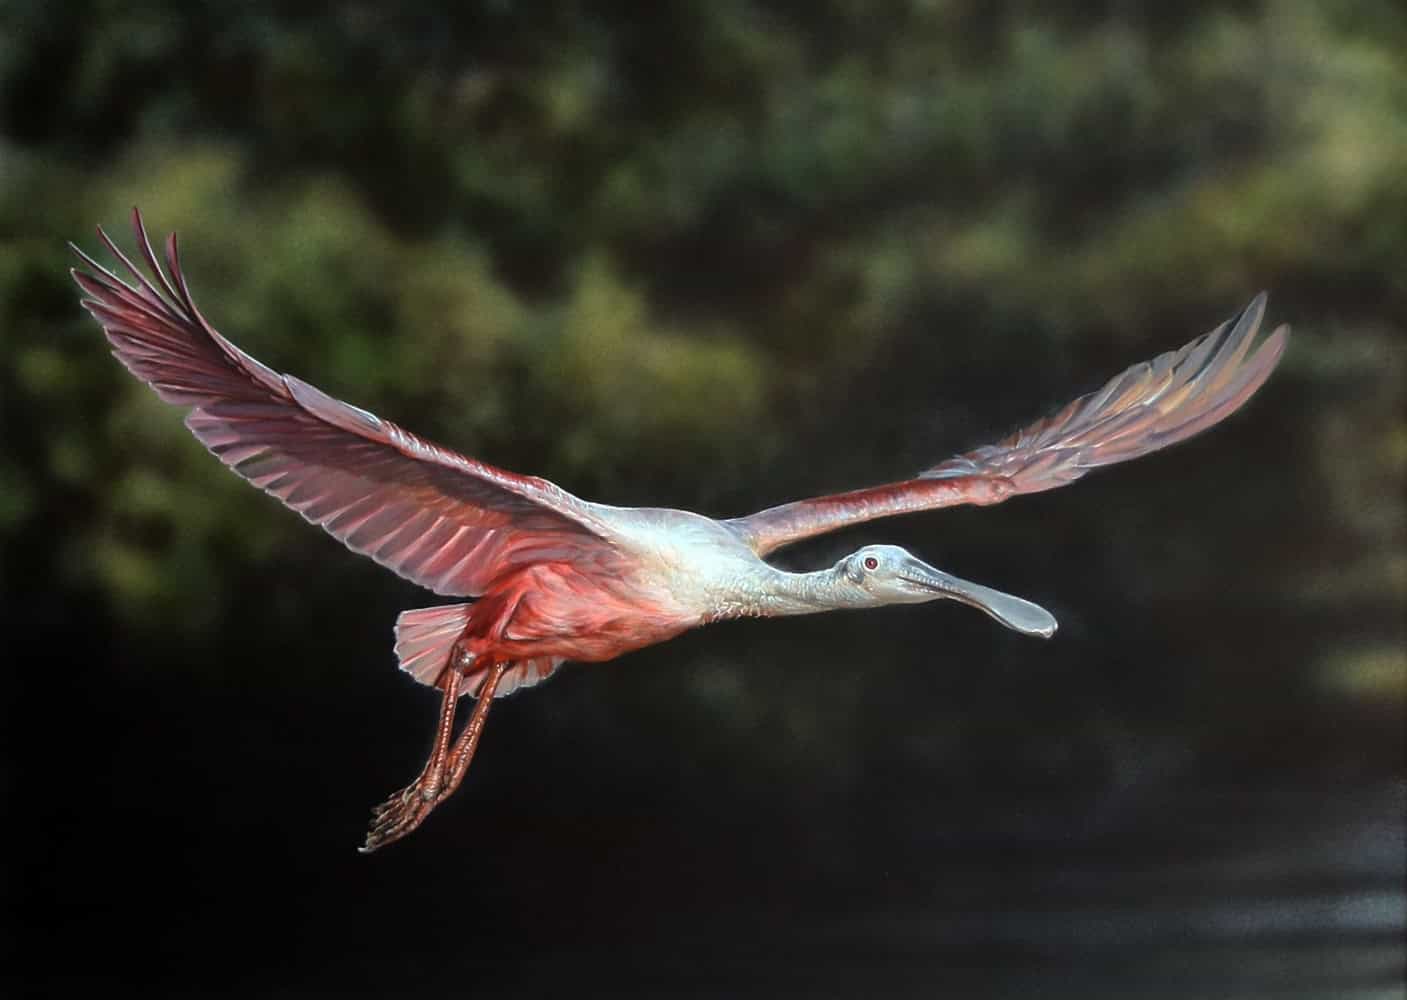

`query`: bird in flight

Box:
[72,210,1289,852]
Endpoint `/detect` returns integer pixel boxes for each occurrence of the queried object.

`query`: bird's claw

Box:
[360,772,445,853]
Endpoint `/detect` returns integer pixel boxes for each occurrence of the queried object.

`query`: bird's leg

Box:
[442,659,509,796]
[361,643,476,853]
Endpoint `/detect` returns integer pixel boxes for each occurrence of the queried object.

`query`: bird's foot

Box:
[359,768,445,853]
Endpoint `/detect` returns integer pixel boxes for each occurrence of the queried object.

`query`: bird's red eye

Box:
[863,556,879,571]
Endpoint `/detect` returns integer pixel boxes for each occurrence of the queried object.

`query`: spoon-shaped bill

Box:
[901,559,1058,638]
[946,576,1058,638]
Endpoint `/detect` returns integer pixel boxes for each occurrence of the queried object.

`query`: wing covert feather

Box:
[72,210,619,597]
[730,294,1288,556]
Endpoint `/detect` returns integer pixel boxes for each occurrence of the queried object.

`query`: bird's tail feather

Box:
[394,605,564,698]
[394,604,473,687]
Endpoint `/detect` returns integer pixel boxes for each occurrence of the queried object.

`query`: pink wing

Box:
[72,209,621,597]
[730,294,1289,556]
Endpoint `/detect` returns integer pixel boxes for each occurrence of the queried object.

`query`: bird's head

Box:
[835,544,1058,638]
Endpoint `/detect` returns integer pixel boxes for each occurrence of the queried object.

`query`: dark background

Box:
[2,2,1403,996]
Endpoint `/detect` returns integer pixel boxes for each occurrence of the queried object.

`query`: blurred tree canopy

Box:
[1,0,1402,810]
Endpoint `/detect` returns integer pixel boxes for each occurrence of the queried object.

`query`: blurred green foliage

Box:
[1,0,1402,794]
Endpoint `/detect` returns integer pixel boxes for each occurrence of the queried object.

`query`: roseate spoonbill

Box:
[71,210,1289,851]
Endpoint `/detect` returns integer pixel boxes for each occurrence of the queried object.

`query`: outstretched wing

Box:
[730,294,1289,556]
[72,209,622,597]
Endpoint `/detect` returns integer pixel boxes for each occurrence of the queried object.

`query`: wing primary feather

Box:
[129,207,186,307]
[93,222,187,325]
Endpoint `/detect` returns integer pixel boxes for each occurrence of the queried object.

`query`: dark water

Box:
[787,787,1404,998]
[501,783,1405,998]
[10,669,1401,997]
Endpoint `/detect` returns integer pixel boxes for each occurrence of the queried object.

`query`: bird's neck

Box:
[728,565,872,619]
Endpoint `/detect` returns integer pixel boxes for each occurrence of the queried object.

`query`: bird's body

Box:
[72,211,1289,851]
[454,506,728,665]
[400,507,788,682]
